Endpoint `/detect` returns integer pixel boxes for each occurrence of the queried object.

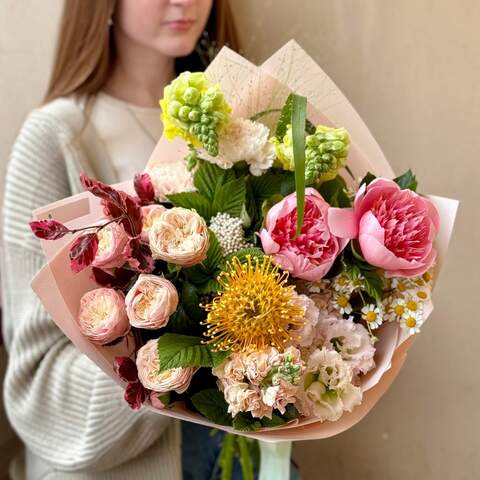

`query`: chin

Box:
[159,37,198,59]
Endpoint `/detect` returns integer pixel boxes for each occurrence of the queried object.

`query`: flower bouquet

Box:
[30,41,457,479]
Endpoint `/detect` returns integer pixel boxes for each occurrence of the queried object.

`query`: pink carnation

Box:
[260,188,349,281]
[329,178,440,277]
[78,288,130,345]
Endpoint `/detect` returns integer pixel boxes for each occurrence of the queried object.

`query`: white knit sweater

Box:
[1,96,182,480]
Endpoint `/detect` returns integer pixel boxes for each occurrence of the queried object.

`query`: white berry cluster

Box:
[209,212,251,255]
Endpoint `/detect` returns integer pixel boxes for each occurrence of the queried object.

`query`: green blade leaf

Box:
[237,436,255,480]
[218,434,236,480]
[166,191,214,221]
[291,94,307,237]
[393,169,418,192]
[191,389,233,426]
[157,334,229,371]
[213,177,247,218]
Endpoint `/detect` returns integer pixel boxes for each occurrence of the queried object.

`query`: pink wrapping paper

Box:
[31,41,458,441]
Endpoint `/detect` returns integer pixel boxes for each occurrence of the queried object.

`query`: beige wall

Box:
[1,1,479,479]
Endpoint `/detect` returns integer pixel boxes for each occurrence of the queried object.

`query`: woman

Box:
[1,1,239,479]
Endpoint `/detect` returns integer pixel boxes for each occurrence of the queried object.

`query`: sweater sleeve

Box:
[1,111,175,472]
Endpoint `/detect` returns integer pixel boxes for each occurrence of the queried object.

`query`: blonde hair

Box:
[45,0,239,103]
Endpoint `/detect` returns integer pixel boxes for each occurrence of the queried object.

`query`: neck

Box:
[103,29,175,108]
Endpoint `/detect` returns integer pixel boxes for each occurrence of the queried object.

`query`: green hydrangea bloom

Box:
[160,71,231,156]
[272,124,350,184]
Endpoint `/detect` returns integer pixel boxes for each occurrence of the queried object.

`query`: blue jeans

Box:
[181,422,300,480]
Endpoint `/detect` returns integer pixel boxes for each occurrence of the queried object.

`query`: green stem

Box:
[250,108,282,122]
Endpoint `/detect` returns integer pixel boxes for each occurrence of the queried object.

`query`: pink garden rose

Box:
[78,288,130,345]
[136,339,195,394]
[260,188,349,281]
[125,274,178,329]
[92,222,129,269]
[329,178,440,277]
[141,204,166,242]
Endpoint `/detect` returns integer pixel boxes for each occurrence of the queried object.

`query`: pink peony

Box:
[136,339,195,394]
[329,178,440,277]
[125,274,178,329]
[141,204,166,242]
[260,188,349,281]
[92,222,129,269]
[78,288,130,345]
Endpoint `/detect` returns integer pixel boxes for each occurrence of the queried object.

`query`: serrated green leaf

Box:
[249,172,284,203]
[280,172,296,196]
[157,334,229,371]
[291,94,307,237]
[166,304,202,335]
[260,414,286,427]
[232,412,262,432]
[197,278,221,294]
[191,389,233,427]
[394,169,418,192]
[225,247,265,265]
[166,191,214,221]
[204,230,223,271]
[275,94,293,140]
[213,177,246,218]
[193,161,224,201]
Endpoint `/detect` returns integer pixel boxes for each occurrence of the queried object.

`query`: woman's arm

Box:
[1,111,174,472]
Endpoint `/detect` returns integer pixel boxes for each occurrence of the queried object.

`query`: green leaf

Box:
[361,269,384,303]
[317,175,351,207]
[280,172,296,196]
[275,93,293,140]
[157,334,229,371]
[260,414,286,427]
[360,172,376,187]
[232,412,262,432]
[213,177,246,218]
[394,169,418,192]
[194,161,223,201]
[196,278,221,294]
[191,389,233,427]
[225,247,265,265]
[291,94,307,237]
[166,191,214,221]
[181,282,205,322]
[166,304,202,335]
[249,172,284,203]
[183,230,223,286]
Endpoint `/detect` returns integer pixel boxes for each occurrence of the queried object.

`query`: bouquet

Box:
[30,42,457,479]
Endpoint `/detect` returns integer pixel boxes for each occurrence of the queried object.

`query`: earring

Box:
[108,16,113,27]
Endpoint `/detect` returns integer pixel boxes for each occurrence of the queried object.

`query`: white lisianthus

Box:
[202,117,275,176]
[296,347,362,422]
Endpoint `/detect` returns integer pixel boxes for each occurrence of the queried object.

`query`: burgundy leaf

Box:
[124,381,147,410]
[128,238,154,273]
[92,267,136,289]
[114,356,139,383]
[120,194,143,237]
[80,172,124,207]
[69,233,99,273]
[30,219,70,240]
[134,173,155,205]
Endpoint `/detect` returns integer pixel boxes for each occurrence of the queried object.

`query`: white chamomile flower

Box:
[410,287,430,302]
[308,279,330,294]
[400,311,424,334]
[332,274,354,294]
[422,270,434,284]
[385,297,407,323]
[391,277,413,294]
[361,304,384,330]
[332,292,352,315]
[403,295,425,317]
